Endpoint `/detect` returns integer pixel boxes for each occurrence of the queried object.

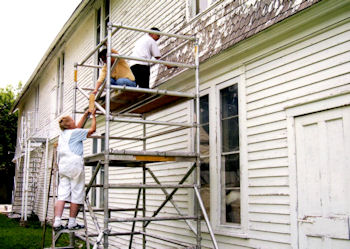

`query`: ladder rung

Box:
[109,215,197,222]
[88,231,142,237]
[88,207,143,212]
[45,247,74,249]
[107,184,195,189]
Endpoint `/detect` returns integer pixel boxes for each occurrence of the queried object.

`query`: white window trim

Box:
[213,73,248,237]
[186,0,223,23]
[93,0,110,87]
[34,86,39,131]
[90,134,105,208]
[55,52,64,116]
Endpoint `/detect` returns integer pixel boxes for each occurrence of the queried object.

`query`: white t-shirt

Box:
[130,35,161,66]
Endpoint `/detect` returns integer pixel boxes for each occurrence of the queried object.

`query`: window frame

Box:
[90,134,105,208]
[94,0,110,86]
[198,93,211,220]
[214,76,248,235]
[55,52,65,116]
[34,85,39,131]
[187,0,221,21]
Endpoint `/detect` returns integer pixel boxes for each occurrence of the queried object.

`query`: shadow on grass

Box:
[0,214,86,249]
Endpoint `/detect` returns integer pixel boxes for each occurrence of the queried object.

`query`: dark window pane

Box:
[93,138,98,154]
[200,157,210,186]
[222,154,240,223]
[100,168,104,208]
[200,158,210,220]
[222,117,239,152]
[200,156,210,220]
[221,84,238,118]
[96,27,100,45]
[104,17,109,37]
[104,0,110,37]
[200,124,209,155]
[91,166,96,206]
[200,95,209,124]
[101,134,105,152]
[226,189,240,223]
[97,8,101,26]
[105,0,109,16]
[220,84,240,224]
[224,154,240,188]
[199,94,210,220]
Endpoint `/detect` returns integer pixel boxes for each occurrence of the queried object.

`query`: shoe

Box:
[53,224,67,232]
[68,223,85,230]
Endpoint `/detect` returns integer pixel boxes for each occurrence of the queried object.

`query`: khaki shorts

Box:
[57,170,85,204]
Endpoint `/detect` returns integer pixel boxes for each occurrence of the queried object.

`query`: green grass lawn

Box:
[0,214,86,249]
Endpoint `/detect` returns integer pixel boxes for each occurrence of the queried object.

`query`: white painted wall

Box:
[12,0,350,248]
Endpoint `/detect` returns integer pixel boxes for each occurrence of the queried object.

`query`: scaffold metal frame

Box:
[13,111,48,224]
[73,22,219,249]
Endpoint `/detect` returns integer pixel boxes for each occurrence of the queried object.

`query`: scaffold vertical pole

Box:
[194,40,201,249]
[142,115,146,249]
[103,22,112,249]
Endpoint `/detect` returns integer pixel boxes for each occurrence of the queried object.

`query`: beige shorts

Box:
[57,170,85,204]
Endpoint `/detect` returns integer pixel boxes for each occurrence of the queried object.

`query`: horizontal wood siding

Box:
[13,0,350,248]
[244,16,350,247]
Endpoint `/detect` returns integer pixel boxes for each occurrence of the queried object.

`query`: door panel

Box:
[295,106,350,249]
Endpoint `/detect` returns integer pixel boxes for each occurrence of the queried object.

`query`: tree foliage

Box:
[0,85,20,170]
[0,83,21,203]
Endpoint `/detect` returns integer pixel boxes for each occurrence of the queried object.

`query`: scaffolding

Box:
[73,23,218,248]
[12,111,49,223]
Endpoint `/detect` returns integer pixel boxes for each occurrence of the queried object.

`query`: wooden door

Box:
[295,106,350,249]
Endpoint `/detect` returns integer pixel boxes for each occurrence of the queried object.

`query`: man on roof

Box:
[130,27,170,89]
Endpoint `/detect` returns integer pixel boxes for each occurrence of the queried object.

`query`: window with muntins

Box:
[220,84,240,224]
[95,0,110,85]
[91,138,98,206]
[199,95,210,219]
[91,134,105,207]
[56,53,64,115]
[189,0,219,17]
[104,0,110,37]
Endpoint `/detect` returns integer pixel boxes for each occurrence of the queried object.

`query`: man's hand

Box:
[91,108,96,117]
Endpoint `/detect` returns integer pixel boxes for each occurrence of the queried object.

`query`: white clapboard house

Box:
[11,0,350,248]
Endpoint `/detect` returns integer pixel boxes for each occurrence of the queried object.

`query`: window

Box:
[96,8,101,45]
[220,84,240,224]
[91,138,98,206]
[95,0,110,84]
[91,134,105,207]
[104,0,110,37]
[189,0,219,17]
[96,0,110,45]
[199,95,210,218]
[56,53,64,115]
[34,86,39,131]
[99,167,104,208]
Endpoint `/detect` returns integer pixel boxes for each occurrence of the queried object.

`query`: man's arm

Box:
[87,109,96,137]
[93,65,107,94]
[76,110,90,128]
